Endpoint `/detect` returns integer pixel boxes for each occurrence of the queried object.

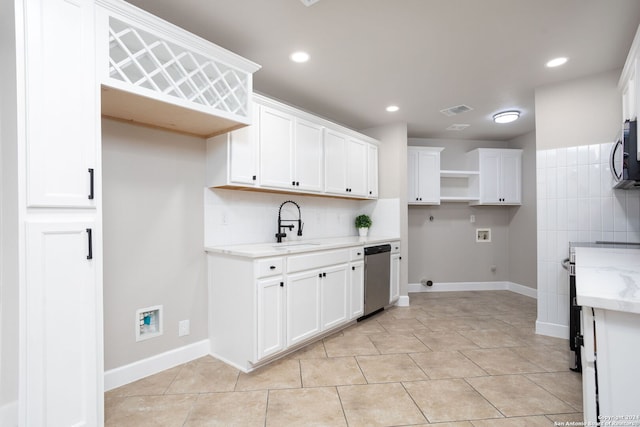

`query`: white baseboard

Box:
[0,400,18,427]
[395,295,410,307]
[408,281,537,299]
[104,339,210,391]
[535,320,569,339]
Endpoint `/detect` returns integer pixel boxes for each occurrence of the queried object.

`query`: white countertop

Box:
[205,235,400,258]
[575,246,640,314]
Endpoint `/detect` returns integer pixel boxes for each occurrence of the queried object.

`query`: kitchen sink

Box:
[272,242,321,250]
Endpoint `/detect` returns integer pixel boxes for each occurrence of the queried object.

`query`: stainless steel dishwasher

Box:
[361,244,391,318]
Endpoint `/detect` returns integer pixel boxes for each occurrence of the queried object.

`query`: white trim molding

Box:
[407,281,537,299]
[535,321,569,340]
[104,339,209,391]
[395,295,410,307]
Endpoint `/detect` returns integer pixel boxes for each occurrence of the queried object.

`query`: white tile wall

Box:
[204,189,399,247]
[537,142,640,334]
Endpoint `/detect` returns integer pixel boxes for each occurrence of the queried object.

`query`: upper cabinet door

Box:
[346,138,368,197]
[367,144,379,198]
[259,106,294,189]
[293,118,324,193]
[478,150,501,203]
[417,150,440,203]
[25,0,97,208]
[499,150,522,204]
[228,103,259,185]
[324,129,348,195]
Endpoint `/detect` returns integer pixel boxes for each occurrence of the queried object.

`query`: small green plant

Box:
[355,214,372,229]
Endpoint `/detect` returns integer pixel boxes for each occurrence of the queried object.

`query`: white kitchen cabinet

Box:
[256,277,285,360]
[320,264,349,330]
[581,307,640,423]
[324,130,368,197]
[25,0,98,208]
[468,148,522,205]
[95,0,260,137]
[407,147,443,205]
[349,261,365,319]
[25,220,100,427]
[206,104,259,187]
[367,144,379,198]
[259,105,295,190]
[286,269,322,347]
[390,242,401,304]
[293,117,324,193]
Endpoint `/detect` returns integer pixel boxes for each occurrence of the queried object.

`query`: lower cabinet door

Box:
[390,253,401,303]
[256,277,285,360]
[286,270,321,347]
[349,261,364,319]
[25,220,101,426]
[321,264,349,329]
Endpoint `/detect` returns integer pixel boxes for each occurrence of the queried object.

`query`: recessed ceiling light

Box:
[386,105,399,112]
[493,111,520,124]
[546,57,568,68]
[290,51,310,63]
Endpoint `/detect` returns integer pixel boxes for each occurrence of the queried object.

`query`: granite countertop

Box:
[204,235,400,258]
[575,246,640,314]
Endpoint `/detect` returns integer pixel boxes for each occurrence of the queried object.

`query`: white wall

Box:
[102,119,209,370]
[536,142,640,336]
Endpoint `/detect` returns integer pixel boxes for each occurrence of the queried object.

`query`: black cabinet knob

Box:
[252,175,256,180]
[280,282,284,287]
[270,266,276,270]
[352,266,355,270]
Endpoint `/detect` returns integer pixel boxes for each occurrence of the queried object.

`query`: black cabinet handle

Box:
[292,181,296,186]
[270,265,276,270]
[399,256,402,260]
[296,182,300,186]
[280,282,284,287]
[319,273,322,278]
[252,175,257,181]
[88,168,94,200]
[357,252,361,256]
[352,266,355,271]
[369,191,372,195]
[86,228,93,260]
[323,272,327,277]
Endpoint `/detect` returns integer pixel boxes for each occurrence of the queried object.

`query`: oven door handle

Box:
[561,257,570,271]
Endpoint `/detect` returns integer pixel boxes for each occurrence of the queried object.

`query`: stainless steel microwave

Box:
[610,119,640,189]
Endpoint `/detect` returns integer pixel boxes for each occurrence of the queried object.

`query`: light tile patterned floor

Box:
[105,291,584,426]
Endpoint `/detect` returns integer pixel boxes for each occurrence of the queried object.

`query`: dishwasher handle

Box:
[364,244,391,256]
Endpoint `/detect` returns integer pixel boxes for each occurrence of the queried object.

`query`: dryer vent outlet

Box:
[420,279,434,287]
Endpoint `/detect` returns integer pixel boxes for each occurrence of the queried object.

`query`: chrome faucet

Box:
[275,200,303,243]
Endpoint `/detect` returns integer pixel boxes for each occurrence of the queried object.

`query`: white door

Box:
[229,105,258,185]
[320,264,349,330]
[346,138,368,197]
[286,270,321,346]
[390,253,401,303]
[25,0,97,207]
[293,118,324,192]
[259,105,294,189]
[256,277,285,360]
[479,150,501,203]
[349,261,364,319]
[324,129,348,195]
[499,151,521,204]
[367,144,378,198]
[417,150,440,203]
[25,220,100,427]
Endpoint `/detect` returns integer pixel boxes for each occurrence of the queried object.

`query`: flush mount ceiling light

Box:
[546,57,568,68]
[493,110,520,124]
[290,51,310,63]
[386,105,399,112]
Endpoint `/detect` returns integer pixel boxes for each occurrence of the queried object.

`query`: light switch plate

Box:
[178,319,190,336]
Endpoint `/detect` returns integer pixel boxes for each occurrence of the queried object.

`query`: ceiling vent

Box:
[440,104,473,117]
[300,0,322,6]
[446,124,470,131]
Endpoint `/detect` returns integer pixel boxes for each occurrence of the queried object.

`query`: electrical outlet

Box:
[178,319,190,337]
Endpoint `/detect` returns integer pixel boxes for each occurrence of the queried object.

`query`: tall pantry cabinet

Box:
[14,0,103,425]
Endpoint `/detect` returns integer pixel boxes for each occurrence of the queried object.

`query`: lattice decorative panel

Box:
[108,17,249,118]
